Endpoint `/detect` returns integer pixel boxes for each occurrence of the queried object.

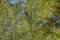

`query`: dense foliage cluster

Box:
[0,0,60,40]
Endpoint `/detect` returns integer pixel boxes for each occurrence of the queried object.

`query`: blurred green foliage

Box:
[0,0,60,40]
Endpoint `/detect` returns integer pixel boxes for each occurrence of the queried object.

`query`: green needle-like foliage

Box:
[0,0,60,40]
